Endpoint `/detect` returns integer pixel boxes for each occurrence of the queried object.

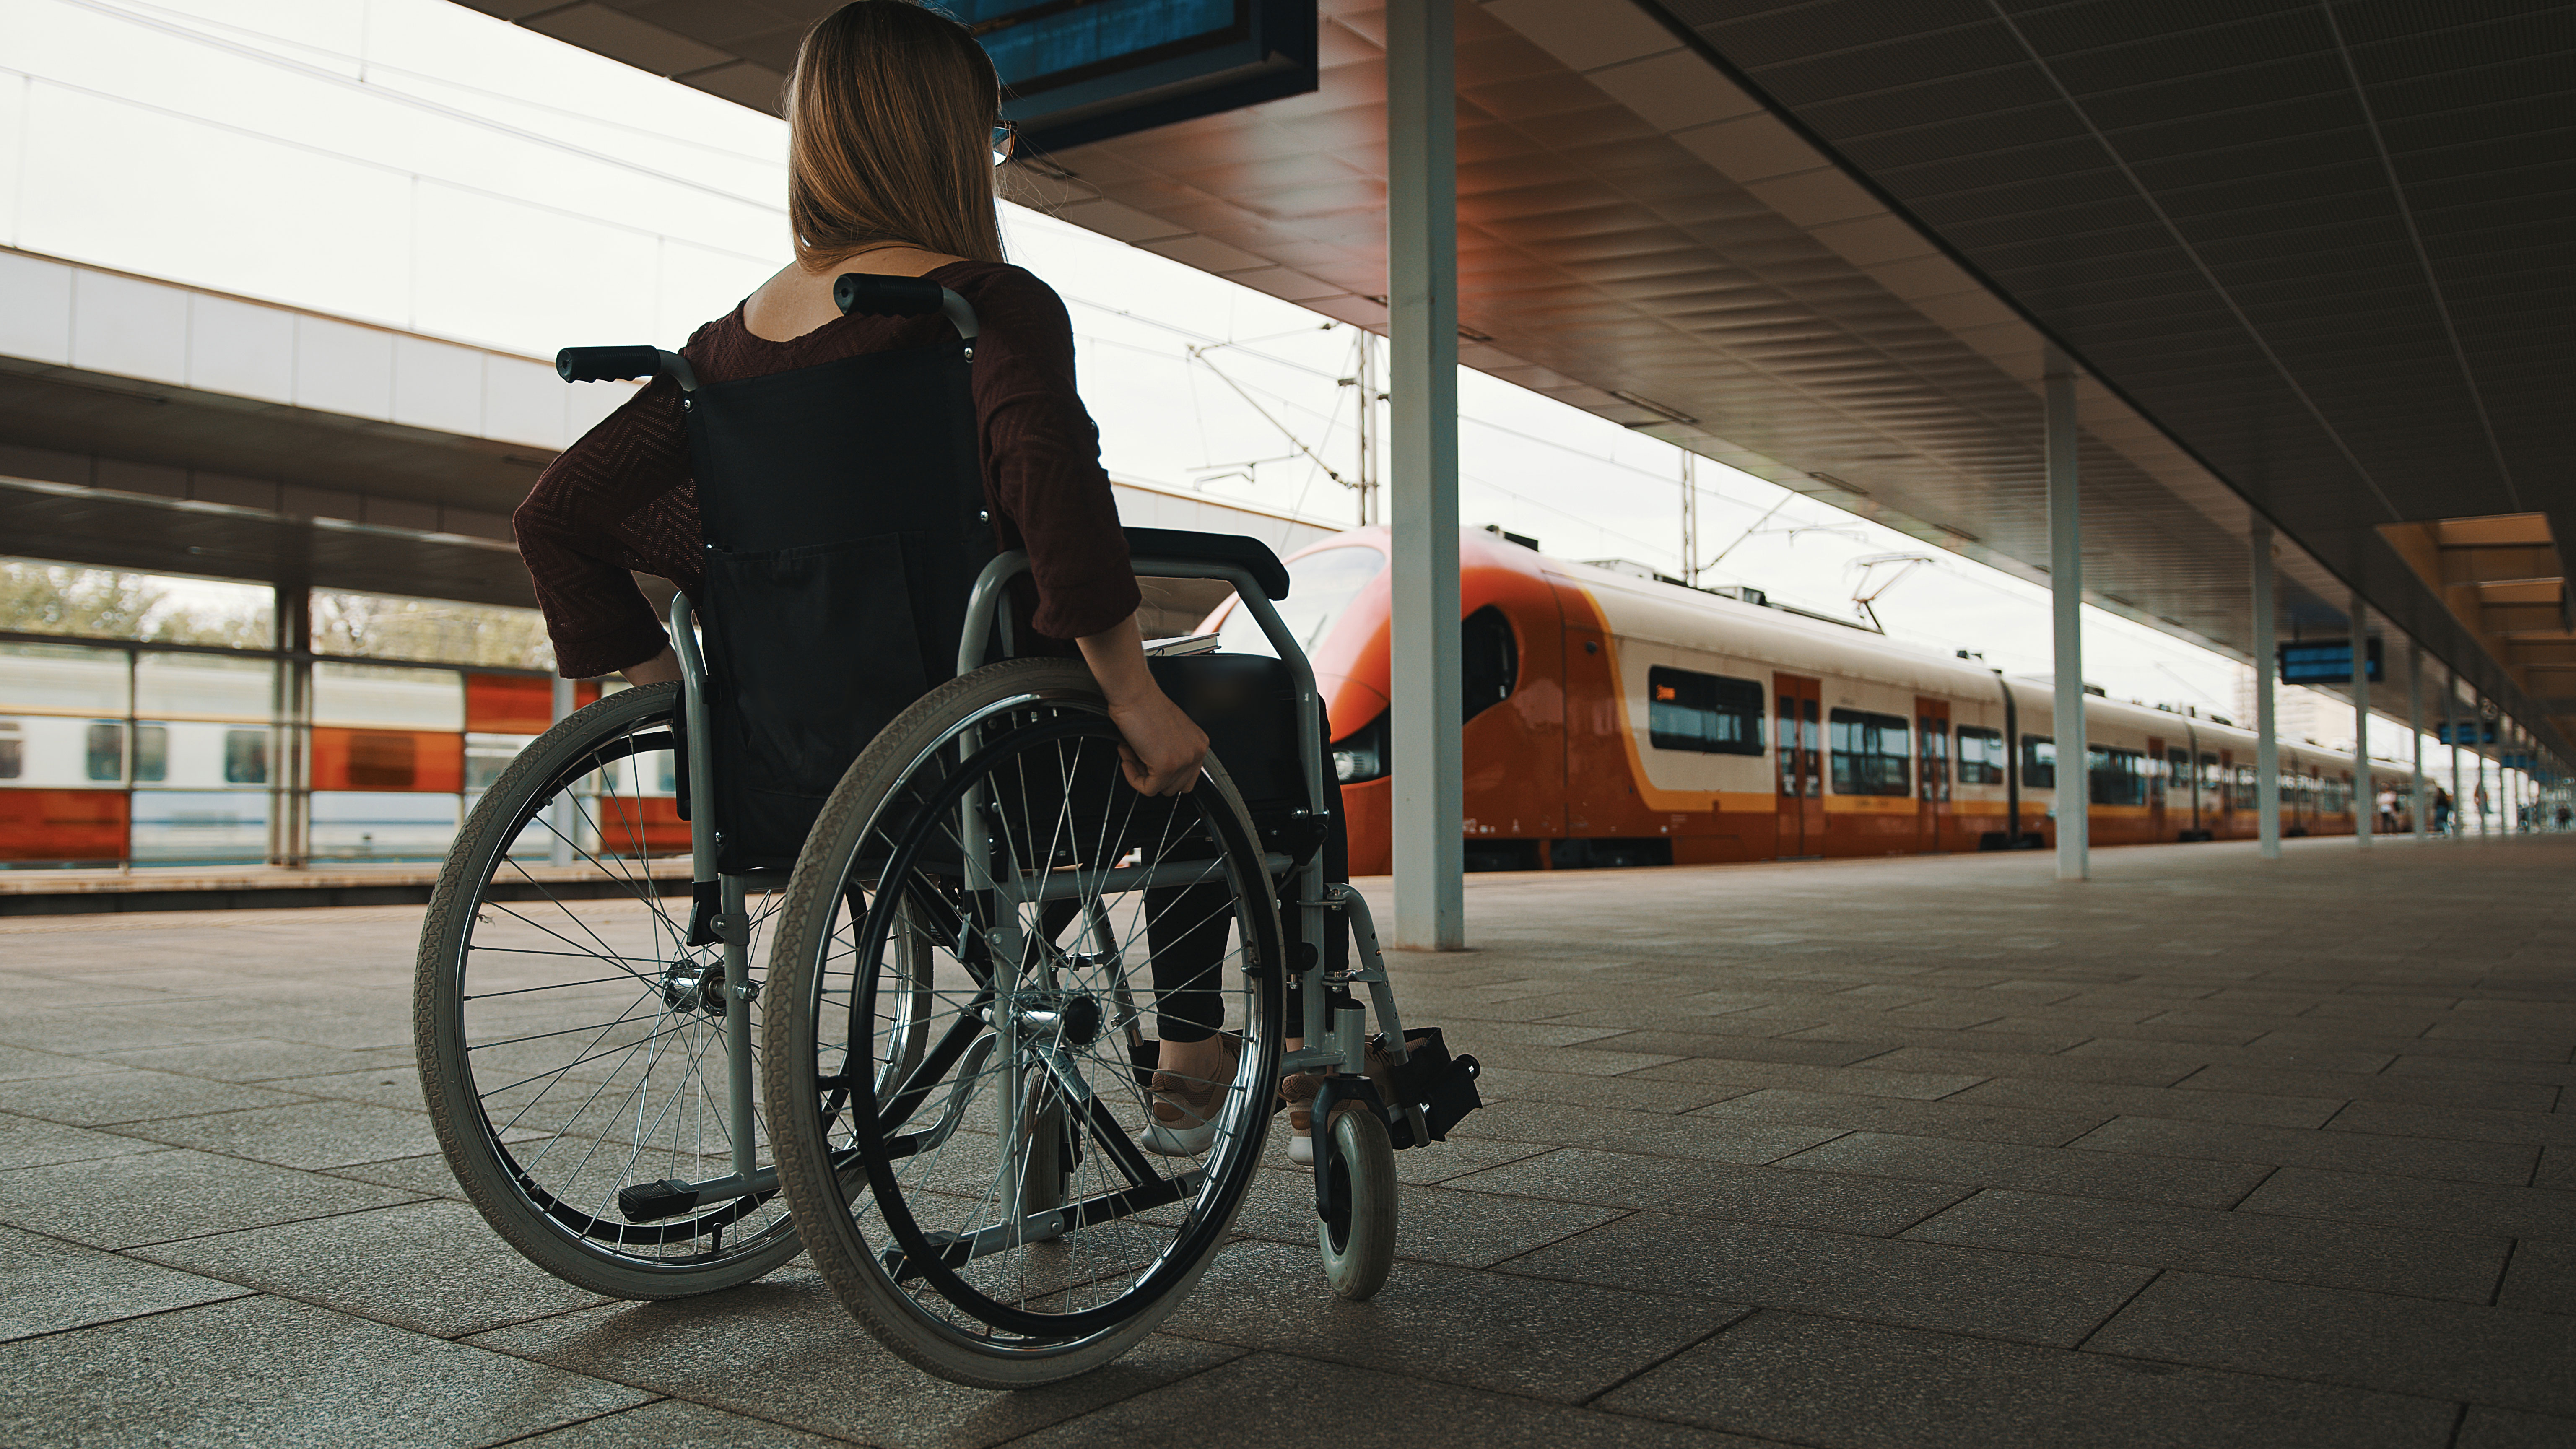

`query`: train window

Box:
[131,724,169,784]
[1462,605,1518,724]
[2234,764,2255,807]
[2199,753,2222,789]
[1828,709,1910,796]
[2088,745,2147,806]
[1647,666,1762,755]
[85,722,124,782]
[1215,545,1384,660]
[2021,735,2056,789]
[0,722,19,780]
[224,730,268,785]
[1956,726,2005,784]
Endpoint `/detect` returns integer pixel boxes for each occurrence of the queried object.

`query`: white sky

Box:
[0,0,2453,761]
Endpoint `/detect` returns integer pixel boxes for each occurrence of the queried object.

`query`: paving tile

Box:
[1452,1100,1843,1164]
[509,1398,850,1446]
[1905,1188,2508,1301]
[1471,1065,1750,1114]
[2177,1065,2559,1114]
[1164,1239,1746,1401]
[0,1067,314,1127]
[2087,1271,2576,1416]
[1446,1147,1967,1234]
[1778,1132,2273,1210]
[1599,1309,2455,1449]
[2496,1238,2576,1316]
[88,1036,418,1085]
[470,1269,1244,1449]
[1631,1057,1993,1100]
[0,1294,644,1446]
[1690,1086,2109,1147]
[2457,1405,2576,1449]
[2071,1117,2540,1185]
[1007,1348,1777,1449]
[319,1151,473,1200]
[1577,1030,1896,1068]
[1836,1046,2185,1087]
[2537,1147,2576,1192]
[0,1147,421,1250]
[1457,1042,1683,1077]
[1505,1210,2152,1347]
[1781,1023,2091,1055]
[117,1099,441,1170]
[2066,1037,2402,1076]
[2328,1099,2576,1148]
[0,1228,252,1342]
[1225,1169,1626,1267]
[2235,1166,2576,1240]
[131,1198,610,1337]
[0,1111,166,1171]
[2386,1057,2576,1088]
[1952,1077,2342,1129]
[0,1044,121,1083]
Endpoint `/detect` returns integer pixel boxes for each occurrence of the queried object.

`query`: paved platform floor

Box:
[4,835,2573,1447]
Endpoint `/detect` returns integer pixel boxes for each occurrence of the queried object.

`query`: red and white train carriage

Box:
[1208,527,2413,874]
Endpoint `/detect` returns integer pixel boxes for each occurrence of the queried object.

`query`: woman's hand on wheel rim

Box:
[1107,692,1208,797]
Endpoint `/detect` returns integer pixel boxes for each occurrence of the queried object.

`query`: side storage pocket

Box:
[702,532,932,869]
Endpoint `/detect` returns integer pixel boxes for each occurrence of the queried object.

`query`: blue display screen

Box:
[957,0,1244,93]
[2278,639,2382,684]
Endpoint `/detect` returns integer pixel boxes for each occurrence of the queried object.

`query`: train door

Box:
[1916,696,1950,852]
[2219,748,2235,834]
[1774,673,1824,857]
[2145,734,2166,839]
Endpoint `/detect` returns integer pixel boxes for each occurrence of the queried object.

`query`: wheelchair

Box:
[413,274,1480,1387]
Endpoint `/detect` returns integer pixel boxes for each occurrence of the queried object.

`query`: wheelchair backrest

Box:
[688,302,992,872]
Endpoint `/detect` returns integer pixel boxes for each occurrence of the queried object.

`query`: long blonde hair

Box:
[787,2,1005,269]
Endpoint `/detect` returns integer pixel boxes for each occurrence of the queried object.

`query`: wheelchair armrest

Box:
[1125,527,1291,601]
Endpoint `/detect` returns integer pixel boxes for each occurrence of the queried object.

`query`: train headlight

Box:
[1329,711,1389,784]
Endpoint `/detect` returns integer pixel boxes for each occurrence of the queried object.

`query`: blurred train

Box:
[1206,527,2417,875]
[0,646,626,864]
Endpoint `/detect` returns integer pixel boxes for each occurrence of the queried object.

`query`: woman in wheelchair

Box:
[510,2,1250,1145]
[418,0,1470,1387]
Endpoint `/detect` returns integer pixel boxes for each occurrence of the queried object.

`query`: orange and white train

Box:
[1208,527,2415,875]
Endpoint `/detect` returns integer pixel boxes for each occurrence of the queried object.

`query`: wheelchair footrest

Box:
[1367,1027,1481,1148]
[618,1178,701,1222]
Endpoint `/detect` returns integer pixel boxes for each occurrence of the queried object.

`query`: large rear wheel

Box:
[764,658,1283,1387]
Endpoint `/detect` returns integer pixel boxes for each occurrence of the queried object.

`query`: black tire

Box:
[1317,1105,1397,1301]
[763,657,1284,1387]
[414,682,802,1298]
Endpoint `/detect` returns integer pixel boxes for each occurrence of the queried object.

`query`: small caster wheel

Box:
[1317,1105,1397,1301]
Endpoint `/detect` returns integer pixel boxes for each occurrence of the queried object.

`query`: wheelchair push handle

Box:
[556,345,699,392]
[834,273,980,342]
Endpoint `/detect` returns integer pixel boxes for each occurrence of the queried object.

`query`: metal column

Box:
[2251,522,2281,860]
[1385,0,1464,950]
[267,582,312,869]
[2447,672,2465,841]
[2408,642,2426,841]
[2045,346,2087,881]
[2350,592,2370,848]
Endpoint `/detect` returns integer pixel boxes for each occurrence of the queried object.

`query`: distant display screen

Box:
[960,0,1244,94]
[963,0,1316,151]
[2278,639,2383,685]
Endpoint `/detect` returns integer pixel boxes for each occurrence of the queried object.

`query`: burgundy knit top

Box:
[513,260,1140,680]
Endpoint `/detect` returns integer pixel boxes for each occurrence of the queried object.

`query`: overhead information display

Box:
[2278,639,2383,686]
[962,0,1317,152]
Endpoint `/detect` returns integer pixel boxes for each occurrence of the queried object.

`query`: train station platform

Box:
[3,836,2572,1446]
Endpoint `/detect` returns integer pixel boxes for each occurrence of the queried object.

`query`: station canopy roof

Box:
[464,0,2573,756]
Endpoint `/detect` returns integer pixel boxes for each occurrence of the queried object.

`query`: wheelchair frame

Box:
[649,532,1427,1231]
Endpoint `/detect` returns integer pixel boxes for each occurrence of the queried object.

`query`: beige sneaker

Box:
[1143,1036,1237,1156]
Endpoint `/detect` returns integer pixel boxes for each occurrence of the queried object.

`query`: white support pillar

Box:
[2408,641,2426,841]
[2350,592,2371,848]
[1385,0,1464,950]
[2447,672,2466,841]
[2251,521,2281,860]
[2046,345,2088,881]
